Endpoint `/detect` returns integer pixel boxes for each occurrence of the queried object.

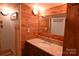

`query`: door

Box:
[0,13,16,50]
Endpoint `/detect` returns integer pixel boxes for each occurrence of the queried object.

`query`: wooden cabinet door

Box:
[22,42,52,56]
[63,3,79,56]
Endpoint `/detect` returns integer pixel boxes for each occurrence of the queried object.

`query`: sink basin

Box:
[38,42,52,47]
[38,39,53,48]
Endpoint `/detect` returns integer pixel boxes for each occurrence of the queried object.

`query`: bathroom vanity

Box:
[22,38,63,56]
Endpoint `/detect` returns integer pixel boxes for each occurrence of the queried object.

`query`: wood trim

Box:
[16,3,21,56]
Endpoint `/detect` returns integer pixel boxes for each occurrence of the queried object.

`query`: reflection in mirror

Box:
[39,13,66,41]
[50,13,66,36]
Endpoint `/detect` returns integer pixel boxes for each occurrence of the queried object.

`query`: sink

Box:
[26,38,63,56]
[38,39,53,47]
[38,42,52,47]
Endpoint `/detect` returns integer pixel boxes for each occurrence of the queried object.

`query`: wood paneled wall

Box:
[20,4,67,55]
[21,4,39,49]
[63,4,79,56]
[45,4,67,16]
[38,16,50,33]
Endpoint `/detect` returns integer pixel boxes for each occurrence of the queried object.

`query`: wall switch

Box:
[27,28,30,32]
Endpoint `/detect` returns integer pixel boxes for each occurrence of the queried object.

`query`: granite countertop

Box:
[26,38,63,56]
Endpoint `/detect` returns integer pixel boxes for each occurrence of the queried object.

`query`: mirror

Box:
[39,13,66,41]
[50,13,66,36]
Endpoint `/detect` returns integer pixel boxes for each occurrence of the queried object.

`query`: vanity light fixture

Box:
[32,5,42,16]
[32,5,45,16]
[32,7,39,16]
